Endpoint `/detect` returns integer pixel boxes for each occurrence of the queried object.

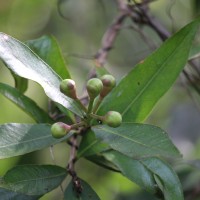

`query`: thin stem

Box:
[67,135,78,180]
[75,99,88,113]
[89,113,103,121]
[94,0,130,66]
[93,96,103,114]
[71,121,87,130]
[67,134,83,195]
[87,97,95,114]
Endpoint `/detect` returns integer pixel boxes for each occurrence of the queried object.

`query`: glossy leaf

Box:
[86,154,120,172]
[0,187,40,200]
[2,165,67,195]
[77,129,109,158]
[64,178,100,200]
[78,130,120,172]
[141,157,184,200]
[103,150,156,193]
[0,123,72,158]
[26,36,77,119]
[0,83,53,123]
[0,32,83,117]
[26,35,71,79]
[92,123,181,158]
[78,131,119,171]
[77,130,116,171]
[97,18,200,122]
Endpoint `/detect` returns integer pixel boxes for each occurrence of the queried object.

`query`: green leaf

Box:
[0,32,83,117]
[26,35,71,79]
[64,178,100,200]
[77,129,109,158]
[26,36,77,121]
[10,72,28,93]
[92,123,181,158]
[86,154,120,172]
[77,130,118,171]
[141,157,184,200]
[103,150,156,193]
[98,18,200,122]
[2,165,67,195]
[0,123,72,158]
[0,187,40,200]
[77,129,119,171]
[0,82,53,123]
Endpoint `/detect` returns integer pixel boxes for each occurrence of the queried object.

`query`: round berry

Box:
[86,78,103,99]
[60,79,77,99]
[103,111,122,128]
[100,74,116,97]
[51,122,71,138]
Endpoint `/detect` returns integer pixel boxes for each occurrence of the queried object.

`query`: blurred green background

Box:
[0,0,200,199]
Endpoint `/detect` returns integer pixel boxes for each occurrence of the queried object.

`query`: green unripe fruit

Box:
[60,79,77,99]
[101,74,116,88]
[86,78,103,99]
[103,111,122,128]
[100,74,116,98]
[51,122,71,138]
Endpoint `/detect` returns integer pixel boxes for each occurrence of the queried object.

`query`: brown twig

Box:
[67,134,83,195]
[94,0,131,66]
[129,1,171,41]
[94,0,169,67]
[67,135,78,176]
[66,126,89,195]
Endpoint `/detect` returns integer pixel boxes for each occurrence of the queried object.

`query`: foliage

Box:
[0,1,200,200]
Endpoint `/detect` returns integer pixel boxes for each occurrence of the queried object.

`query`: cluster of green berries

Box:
[51,74,122,138]
[86,74,116,99]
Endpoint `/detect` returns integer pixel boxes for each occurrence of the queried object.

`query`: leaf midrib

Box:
[6,171,66,195]
[7,172,66,185]
[97,127,172,154]
[77,140,99,158]
[122,32,189,117]
[0,134,54,149]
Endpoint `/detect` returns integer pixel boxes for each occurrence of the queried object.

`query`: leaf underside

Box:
[2,165,67,196]
[0,123,72,159]
[0,32,83,117]
[0,187,40,200]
